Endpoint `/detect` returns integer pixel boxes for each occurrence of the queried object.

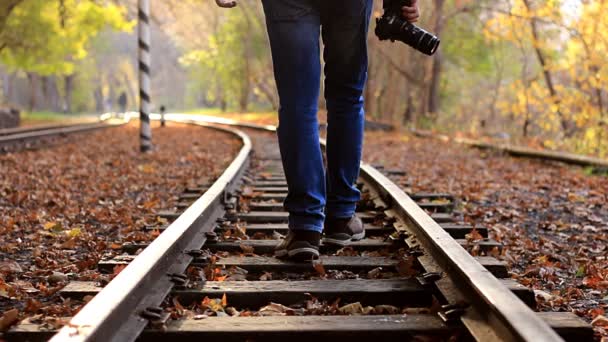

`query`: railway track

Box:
[0,121,121,153]
[6,117,593,341]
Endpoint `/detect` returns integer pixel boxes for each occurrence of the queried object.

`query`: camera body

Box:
[375,0,440,56]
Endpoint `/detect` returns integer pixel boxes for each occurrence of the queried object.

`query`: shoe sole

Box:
[323,231,365,247]
[274,247,320,260]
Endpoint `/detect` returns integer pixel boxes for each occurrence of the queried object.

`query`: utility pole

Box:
[138,0,152,152]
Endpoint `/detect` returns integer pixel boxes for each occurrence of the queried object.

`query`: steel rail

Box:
[359,165,563,342]
[0,123,86,136]
[50,121,252,342]
[0,122,122,149]
[198,120,565,342]
[411,129,608,168]
[48,115,564,341]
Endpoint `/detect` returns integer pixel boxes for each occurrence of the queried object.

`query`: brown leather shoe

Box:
[323,216,365,247]
[274,231,320,261]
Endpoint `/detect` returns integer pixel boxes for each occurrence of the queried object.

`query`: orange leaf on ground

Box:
[313,262,326,276]
[0,309,19,331]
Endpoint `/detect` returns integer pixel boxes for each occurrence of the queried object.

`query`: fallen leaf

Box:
[313,262,326,276]
[258,302,294,316]
[143,199,159,209]
[374,305,400,314]
[138,164,155,173]
[201,296,226,312]
[465,228,483,242]
[259,272,272,281]
[591,315,608,327]
[47,272,68,284]
[65,228,82,238]
[44,222,63,232]
[239,244,255,254]
[173,297,185,316]
[396,256,417,277]
[0,308,19,331]
[112,265,127,279]
[367,267,383,279]
[60,237,77,249]
[338,302,364,315]
[0,261,23,274]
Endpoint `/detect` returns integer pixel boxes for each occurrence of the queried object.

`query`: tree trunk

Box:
[94,85,104,112]
[41,76,60,111]
[521,0,568,135]
[123,74,136,112]
[1,72,12,104]
[27,73,38,111]
[427,0,445,116]
[0,0,24,44]
[64,74,74,113]
[107,75,116,112]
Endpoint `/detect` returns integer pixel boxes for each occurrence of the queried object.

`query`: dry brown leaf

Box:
[313,262,326,276]
[338,302,364,315]
[60,237,77,249]
[259,272,273,281]
[465,228,483,242]
[258,302,294,316]
[0,260,23,274]
[396,255,417,277]
[239,244,255,254]
[592,315,608,327]
[0,308,19,331]
[112,264,127,278]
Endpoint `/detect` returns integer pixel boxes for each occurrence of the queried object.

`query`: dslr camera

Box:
[375,0,441,56]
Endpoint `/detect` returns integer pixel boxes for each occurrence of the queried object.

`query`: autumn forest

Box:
[1,0,606,156]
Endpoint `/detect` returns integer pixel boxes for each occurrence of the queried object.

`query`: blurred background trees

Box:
[0,0,606,156]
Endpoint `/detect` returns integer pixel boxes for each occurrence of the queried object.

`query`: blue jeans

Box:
[262,0,373,233]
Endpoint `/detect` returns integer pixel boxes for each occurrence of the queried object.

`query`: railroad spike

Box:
[147,311,171,330]
[416,272,443,286]
[205,231,219,243]
[407,247,425,257]
[168,273,189,289]
[438,303,470,324]
[186,249,205,257]
[141,307,163,320]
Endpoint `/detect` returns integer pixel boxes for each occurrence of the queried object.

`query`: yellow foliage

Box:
[483,0,608,156]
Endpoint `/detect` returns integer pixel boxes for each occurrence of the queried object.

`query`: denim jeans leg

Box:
[321,0,373,219]
[262,0,325,233]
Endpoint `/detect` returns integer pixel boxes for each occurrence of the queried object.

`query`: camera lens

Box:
[419,32,441,56]
[400,21,440,56]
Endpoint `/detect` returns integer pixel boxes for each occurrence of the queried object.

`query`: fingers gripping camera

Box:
[215,0,237,8]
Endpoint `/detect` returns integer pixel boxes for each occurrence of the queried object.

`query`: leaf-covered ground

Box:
[0,122,241,330]
[363,131,608,340]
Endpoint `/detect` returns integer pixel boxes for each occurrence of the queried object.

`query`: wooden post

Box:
[138,0,152,152]
[160,105,166,127]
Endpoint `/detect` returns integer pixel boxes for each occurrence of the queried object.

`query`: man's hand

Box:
[402,0,420,23]
[215,0,237,8]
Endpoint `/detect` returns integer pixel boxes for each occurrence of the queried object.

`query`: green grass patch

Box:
[20,111,98,126]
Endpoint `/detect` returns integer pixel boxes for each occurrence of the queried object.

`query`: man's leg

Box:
[262,0,324,259]
[321,0,373,245]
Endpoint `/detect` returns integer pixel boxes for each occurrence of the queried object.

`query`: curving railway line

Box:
[5,116,593,341]
[0,121,122,153]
